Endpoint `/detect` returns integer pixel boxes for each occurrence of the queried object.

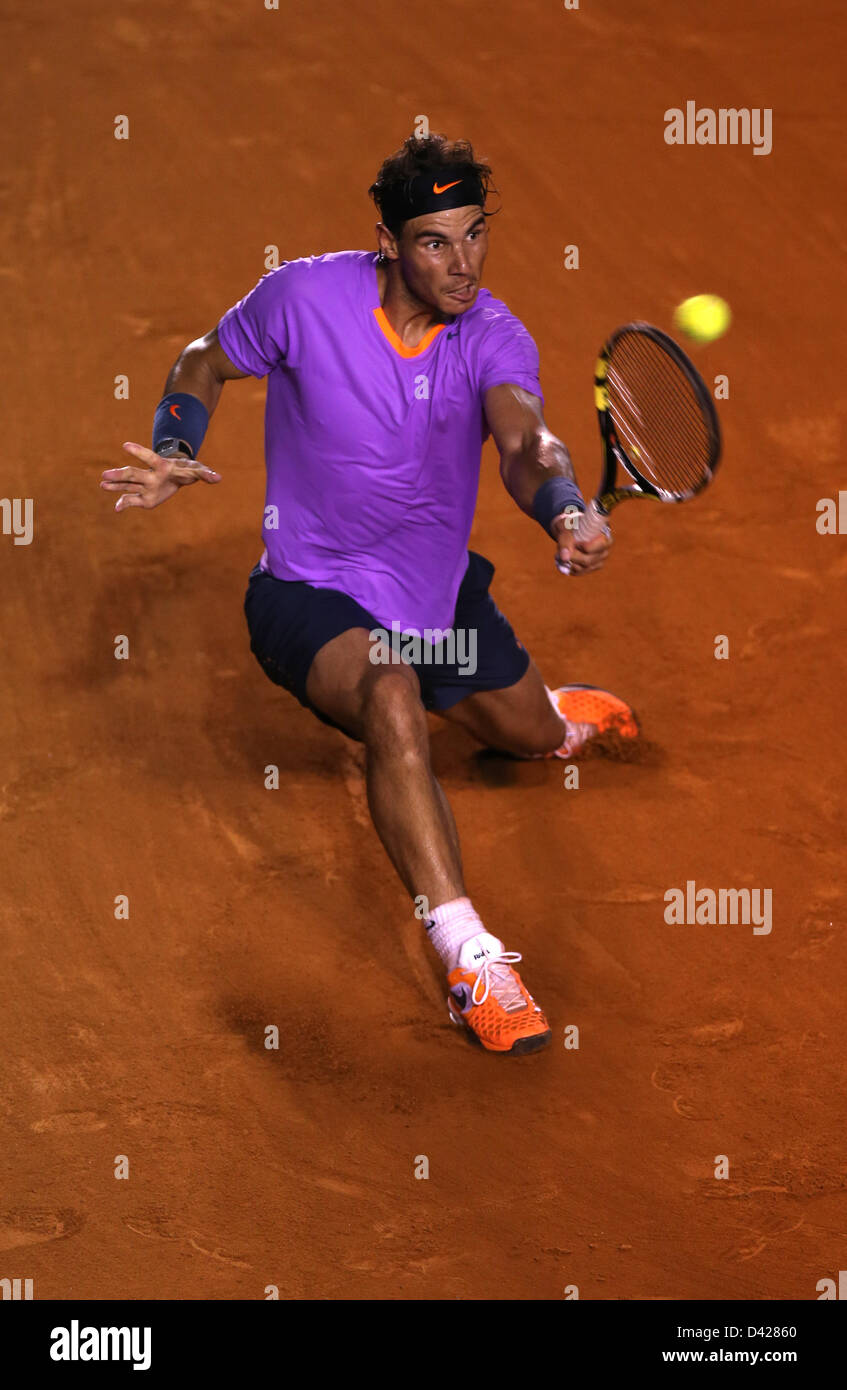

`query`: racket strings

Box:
[605,333,715,497]
[609,377,707,494]
[609,372,706,492]
[608,362,708,494]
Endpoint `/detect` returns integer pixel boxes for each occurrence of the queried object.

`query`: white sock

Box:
[524,687,569,759]
[425,896,487,971]
[545,686,570,743]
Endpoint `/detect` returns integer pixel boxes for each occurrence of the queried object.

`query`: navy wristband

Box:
[531,476,586,537]
[152,393,209,460]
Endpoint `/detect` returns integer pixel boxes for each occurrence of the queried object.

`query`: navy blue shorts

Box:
[243,550,530,735]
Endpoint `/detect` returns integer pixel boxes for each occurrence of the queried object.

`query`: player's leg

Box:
[308,631,549,1052]
[440,663,641,759]
[245,566,465,905]
[427,551,639,757]
[437,657,565,756]
[304,625,464,908]
[245,562,553,1056]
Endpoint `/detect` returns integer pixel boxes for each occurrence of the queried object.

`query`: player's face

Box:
[396,206,489,316]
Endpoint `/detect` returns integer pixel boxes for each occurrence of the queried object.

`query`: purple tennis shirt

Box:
[217,250,543,631]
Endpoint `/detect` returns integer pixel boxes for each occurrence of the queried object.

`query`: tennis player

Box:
[101,134,638,1056]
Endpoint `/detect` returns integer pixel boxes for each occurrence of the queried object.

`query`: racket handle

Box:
[554,499,611,575]
[575,498,610,543]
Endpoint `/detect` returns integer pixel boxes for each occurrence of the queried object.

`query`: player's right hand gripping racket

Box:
[556,322,722,573]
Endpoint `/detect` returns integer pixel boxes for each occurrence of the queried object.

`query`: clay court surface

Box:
[2,0,845,1300]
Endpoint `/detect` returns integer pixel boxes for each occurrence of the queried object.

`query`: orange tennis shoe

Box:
[446,933,552,1055]
[546,683,639,759]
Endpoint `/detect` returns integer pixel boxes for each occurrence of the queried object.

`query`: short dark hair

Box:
[369,133,495,235]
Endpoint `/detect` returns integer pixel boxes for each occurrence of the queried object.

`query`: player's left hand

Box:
[552,516,612,576]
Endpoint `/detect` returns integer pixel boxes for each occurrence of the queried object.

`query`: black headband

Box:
[379,167,485,231]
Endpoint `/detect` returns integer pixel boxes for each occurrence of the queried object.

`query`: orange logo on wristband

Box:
[169,404,181,419]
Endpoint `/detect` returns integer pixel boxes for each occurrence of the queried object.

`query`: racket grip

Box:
[554,498,611,575]
[574,498,610,544]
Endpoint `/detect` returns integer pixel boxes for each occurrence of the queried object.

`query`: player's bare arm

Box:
[99,328,248,512]
[484,382,612,577]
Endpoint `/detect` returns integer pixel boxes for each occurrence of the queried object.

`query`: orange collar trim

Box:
[372,306,446,359]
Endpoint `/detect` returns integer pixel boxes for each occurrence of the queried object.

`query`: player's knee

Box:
[360,667,426,751]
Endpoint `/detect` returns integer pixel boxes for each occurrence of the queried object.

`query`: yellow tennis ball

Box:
[673,294,731,344]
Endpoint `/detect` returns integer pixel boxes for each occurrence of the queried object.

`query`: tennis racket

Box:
[556,322,722,574]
